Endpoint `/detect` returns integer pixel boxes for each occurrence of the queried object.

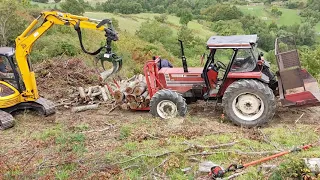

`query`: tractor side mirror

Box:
[260,52,264,57]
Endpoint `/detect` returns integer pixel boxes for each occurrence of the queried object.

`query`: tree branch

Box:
[113,151,173,165]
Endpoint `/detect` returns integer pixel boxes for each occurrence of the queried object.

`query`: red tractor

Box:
[138,35,320,127]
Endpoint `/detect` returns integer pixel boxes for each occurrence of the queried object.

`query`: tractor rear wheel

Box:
[222,80,276,128]
[150,90,187,119]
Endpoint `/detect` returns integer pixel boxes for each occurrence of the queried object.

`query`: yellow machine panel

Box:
[0,81,20,108]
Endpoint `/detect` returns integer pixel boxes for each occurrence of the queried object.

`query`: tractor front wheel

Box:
[150,90,187,119]
[222,80,276,128]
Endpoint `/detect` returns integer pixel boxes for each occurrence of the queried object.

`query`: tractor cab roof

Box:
[0,47,15,56]
[207,34,258,49]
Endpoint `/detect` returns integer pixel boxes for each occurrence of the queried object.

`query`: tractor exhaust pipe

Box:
[178,39,188,72]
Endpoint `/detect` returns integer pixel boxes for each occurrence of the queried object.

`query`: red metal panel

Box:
[227,72,262,79]
[159,67,203,74]
[218,78,236,96]
[285,91,318,105]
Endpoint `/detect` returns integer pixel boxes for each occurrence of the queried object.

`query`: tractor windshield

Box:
[231,49,257,72]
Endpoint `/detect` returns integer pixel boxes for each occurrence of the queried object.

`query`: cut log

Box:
[100,86,108,101]
[129,102,139,109]
[133,82,147,96]
[91,91,102,97]
[78,87,86,99]
[125,81,138,94]
[87,87,93,97]
[136,91,149,102]
[72,104,99,113]
[127,75,136,82]
[114,90,125,102]
[126,94,136,103]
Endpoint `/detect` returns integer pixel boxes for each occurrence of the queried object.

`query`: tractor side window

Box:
[231,49,256,72]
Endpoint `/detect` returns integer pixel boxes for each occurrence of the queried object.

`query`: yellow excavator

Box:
[0,11,122,130]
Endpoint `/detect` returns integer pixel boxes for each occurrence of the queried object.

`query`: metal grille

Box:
[275,36,304,92]
[280,68,304,90]
[277,50,301,69]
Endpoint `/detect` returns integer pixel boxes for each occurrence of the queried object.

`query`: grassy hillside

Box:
[238,5,320,32]
[84,12,214,39]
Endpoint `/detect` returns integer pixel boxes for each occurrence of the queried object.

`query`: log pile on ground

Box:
[113,74,150,110]
[57,74,150,112]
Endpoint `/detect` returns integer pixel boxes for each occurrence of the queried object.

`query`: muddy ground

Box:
[1,58,320,179]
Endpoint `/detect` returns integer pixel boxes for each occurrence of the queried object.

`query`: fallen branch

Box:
[295,113,305,124]
[188,150,281,157]
[142,157,169,177]
[71,104,99,113]
[113,151,174,165]
[106,105,119,115]
[183,141,237,151]
[224,171,247,180]
[23,150,39,169]
[81,127,110,133]
[258,128,283,151]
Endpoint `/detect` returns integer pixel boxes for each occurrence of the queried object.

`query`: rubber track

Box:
[0,110,14,130]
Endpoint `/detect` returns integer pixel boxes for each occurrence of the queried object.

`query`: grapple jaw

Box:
[97,51,122,81]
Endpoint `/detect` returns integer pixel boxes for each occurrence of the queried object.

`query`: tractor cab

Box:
[203,34,275,98]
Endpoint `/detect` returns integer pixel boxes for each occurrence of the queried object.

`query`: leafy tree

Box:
[135,20,173,44]
[211,20,245,36]
[154,14,168,23]
[202,4,243,21]
[177,26,195,47]
[54,0,61,3]
[60,0,85,15]
[179,12,193,25]
[0,0,28,46]
[271,6,282,17]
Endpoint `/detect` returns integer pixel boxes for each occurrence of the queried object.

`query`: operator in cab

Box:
[0,56,13,79]
[153,56,173,69]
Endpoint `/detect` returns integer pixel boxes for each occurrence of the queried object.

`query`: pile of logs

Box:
[62,74,150,112]
[113,74,150,110]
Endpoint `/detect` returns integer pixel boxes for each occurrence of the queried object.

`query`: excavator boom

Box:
[0,11,121,130]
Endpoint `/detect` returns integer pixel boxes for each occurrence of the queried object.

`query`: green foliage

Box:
[54,0,61,3]
[202,3,243,21]
[154,14,168,23]
[271,6,283,17]
[269,158,309,180]
[119,126,131,140]
[136,20,173,44]
[0,0,28,46]
[211,20,245,36]
[32,0,48,3]
[60,0,85,15]
[177,26,195,47]
[300,46,320,79]
[179,11,193,25]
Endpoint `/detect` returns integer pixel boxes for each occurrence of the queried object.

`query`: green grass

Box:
[238,5,320,32]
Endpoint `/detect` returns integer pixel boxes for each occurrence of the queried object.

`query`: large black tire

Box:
[150,90,187,119]
[222,79,276,128]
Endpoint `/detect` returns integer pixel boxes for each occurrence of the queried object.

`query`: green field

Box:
[238,5,320,32]
[84,12,214,39]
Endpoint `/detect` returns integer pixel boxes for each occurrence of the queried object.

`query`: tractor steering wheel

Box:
[215,61,227,70]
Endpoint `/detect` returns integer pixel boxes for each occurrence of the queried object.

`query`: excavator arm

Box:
[15,11,121,101]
